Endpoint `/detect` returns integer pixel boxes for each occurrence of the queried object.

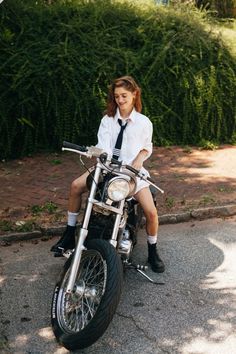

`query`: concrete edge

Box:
[159,204,236,225]
[1,204,236,244]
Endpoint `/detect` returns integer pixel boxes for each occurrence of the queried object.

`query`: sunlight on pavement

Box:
[14,334,28,346]
[0,275,6,284]
[12,330,69,353]
[38,327,54,340]
[180,237,236,354]
[207,318,233,338]
[54,348,69,354]
[202,238,236,293]
[38,328,68,353]
[182,335,236,354]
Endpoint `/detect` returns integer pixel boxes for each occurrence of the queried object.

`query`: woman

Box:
[51,76,165,273]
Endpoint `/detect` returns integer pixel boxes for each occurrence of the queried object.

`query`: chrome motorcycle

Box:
[51,141,164,351]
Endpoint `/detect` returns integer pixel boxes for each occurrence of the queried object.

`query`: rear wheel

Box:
[51,239,123,350]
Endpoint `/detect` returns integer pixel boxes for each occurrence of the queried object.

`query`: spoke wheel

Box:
[58,250,107,333]
[51,239,123,350]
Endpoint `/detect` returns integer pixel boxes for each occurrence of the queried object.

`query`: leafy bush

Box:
[0,0,236,158]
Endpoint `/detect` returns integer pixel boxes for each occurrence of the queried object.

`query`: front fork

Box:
[65,162,126,293]
[65,164,102,293]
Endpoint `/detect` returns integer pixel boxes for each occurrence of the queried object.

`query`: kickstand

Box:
[124,261,165,285]
[136,269,165,285]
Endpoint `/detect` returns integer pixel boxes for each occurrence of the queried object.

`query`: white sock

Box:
[67,211,79,227]
[147,235,157,245]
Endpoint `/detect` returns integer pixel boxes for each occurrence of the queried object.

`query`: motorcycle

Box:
[51,141,164,351]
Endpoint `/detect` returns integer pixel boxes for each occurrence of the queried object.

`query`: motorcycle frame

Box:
[65,159,125,293]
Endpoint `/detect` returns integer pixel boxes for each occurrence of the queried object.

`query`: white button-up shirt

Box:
[96,108,153,166]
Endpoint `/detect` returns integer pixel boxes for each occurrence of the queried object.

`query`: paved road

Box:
[0,217,236,354]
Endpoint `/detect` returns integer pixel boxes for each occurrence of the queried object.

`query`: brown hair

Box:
[105,76,142,117]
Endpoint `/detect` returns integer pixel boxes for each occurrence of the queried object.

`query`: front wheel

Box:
[51,239,123,350]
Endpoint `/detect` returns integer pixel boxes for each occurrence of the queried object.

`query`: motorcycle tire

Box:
[51,238,123,350]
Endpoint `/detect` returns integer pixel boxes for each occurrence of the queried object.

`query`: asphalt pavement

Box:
[1,216,236,354]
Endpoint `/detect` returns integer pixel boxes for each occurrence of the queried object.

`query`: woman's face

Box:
[114,86,136,115]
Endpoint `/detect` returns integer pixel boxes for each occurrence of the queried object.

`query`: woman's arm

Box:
[96,116,113,156]
[131,149,149,170]
[131,118,153,169]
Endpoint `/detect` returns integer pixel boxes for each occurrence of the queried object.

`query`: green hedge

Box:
[0,0,236,159]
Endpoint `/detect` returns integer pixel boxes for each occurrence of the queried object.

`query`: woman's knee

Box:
[145,208,158,224]
[70,178,86,196]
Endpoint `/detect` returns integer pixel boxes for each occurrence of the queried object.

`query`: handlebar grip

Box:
[126,165,156,184]
[62,141,88,152]
[125,165,140,175]
[110,158,122,166]
[147,176,156,184]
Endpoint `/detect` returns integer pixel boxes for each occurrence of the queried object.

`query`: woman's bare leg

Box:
[134,187,165,273]
[134,187,158,236]
[68,170,90,212]
[51,170,89,254]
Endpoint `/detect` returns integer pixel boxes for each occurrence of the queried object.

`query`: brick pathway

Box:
[0,153,91,211]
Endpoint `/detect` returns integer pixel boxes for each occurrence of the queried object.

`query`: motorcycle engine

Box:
[118,228,133,259]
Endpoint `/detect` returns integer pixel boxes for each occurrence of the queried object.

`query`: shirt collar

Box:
[115,108,136,123]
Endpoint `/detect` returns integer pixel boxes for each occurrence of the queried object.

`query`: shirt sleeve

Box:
[142,120,153,160]
[96,116,113,156]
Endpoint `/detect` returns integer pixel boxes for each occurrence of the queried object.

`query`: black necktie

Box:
[112,119,128,160]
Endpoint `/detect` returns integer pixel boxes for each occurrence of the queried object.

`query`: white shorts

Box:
[134,167,150,195]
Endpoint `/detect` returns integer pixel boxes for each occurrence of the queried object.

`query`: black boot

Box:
[147,242,165,273]
[50,225,76,255]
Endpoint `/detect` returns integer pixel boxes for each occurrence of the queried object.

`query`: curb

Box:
[159,204,236,225]
[1,204,236,244]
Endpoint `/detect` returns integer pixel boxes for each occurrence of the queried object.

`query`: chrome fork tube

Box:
[109,199,125,248]
[65,163,102,293]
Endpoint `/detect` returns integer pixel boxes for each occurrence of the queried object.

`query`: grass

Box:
[0,219,36,233]
[198,139,219,150]
[165,196,176,209]
[182,145,193,154]
[218,186,235,193]
[0,220,13,232]
[0,201,62,234]
[200,194,216,206]
[15,220,36,232]
[50,159,62,165]
[30,201,58,215]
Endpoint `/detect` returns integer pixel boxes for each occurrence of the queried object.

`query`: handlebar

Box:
[62,142,164,194]
[63,141,88,152]
[126,165,164,194]
[125,165,139,175]
[126,165,157,184]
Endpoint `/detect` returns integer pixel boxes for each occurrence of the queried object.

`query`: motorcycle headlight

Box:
[107,177,130,202]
